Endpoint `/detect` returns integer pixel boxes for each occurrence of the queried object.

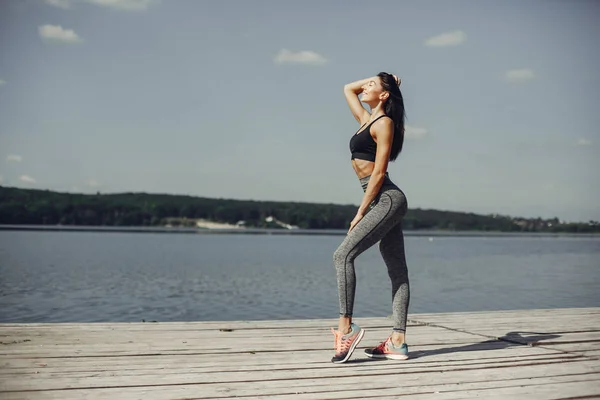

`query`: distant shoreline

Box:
[3,186,598,233]
[1,224,598,238]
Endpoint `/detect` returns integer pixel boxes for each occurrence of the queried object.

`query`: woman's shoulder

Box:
[370,115,393,137]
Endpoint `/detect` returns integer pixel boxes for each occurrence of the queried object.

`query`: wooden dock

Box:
[1,308,599,399]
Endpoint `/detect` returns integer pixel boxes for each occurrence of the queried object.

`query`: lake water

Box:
[0,230,599,323]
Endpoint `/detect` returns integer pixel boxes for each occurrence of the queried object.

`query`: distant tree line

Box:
[0,186,598,233]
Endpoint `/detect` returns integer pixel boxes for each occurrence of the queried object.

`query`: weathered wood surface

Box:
[1,308,599,399]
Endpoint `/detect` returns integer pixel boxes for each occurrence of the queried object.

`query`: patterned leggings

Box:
[333,174,410,331]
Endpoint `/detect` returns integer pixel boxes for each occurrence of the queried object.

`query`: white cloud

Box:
[87,0,157,11]
[6,154,22,163]
[0,79,6,86]
[39,25,83,44]
[506,69,535,83]
[19,175,36,184]
[405,125,428,139]
[0,175,3,184]
[87,179,101,188]
[44,0,72,9]
[576,138,592,146]
[424,30,467,47]
[45,0,158,11]
[274,49,328,66]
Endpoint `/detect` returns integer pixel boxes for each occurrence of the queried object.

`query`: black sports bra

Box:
[349,115,389,162]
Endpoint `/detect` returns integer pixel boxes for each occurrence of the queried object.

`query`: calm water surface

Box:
[0,231,598,322]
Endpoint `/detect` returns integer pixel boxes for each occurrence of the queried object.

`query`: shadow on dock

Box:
[411,331,562,360]
[348,331,562,363]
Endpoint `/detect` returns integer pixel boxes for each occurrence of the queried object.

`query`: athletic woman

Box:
[330,72,410,364]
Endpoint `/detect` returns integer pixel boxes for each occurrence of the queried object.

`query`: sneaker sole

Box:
[365,352,409,361]
[332,329,365,364]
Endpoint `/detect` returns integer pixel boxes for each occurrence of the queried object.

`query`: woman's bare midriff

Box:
[352,159,376,179]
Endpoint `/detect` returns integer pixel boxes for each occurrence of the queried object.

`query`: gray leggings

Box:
[333,174,410,332]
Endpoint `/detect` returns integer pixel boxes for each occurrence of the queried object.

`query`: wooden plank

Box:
[0,326,511,359]
[0,323,548,340]
[579,350,600,358]
[409,318,600,336]
[1,306,595,330]
[0,317,400,330]
[0,325,431,355]
[0,348,577,374]
[539,342,600,353]
[249,379,600,400]
[0,349,582,382]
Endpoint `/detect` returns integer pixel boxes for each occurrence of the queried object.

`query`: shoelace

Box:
[331,328,351,353]
[375,337,391,352]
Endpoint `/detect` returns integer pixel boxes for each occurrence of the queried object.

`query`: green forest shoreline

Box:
[1,186,598,233]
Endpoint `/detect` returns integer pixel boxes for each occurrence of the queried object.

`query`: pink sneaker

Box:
[364,337,409,360]
[330,323,365,363]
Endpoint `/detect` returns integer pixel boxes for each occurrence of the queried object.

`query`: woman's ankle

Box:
[391,330,405,346]
[338,316,352,334]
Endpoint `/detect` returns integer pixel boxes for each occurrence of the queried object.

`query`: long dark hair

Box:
[378,72,405,161]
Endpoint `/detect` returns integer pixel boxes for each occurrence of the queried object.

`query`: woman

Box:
[330,72,410,364]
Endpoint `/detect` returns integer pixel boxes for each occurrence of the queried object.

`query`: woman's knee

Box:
[333,245,347,268]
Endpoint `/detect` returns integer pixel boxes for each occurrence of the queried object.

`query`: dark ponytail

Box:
[378,72,406,161]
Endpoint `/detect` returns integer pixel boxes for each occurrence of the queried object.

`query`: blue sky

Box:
[0,0,598,222]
